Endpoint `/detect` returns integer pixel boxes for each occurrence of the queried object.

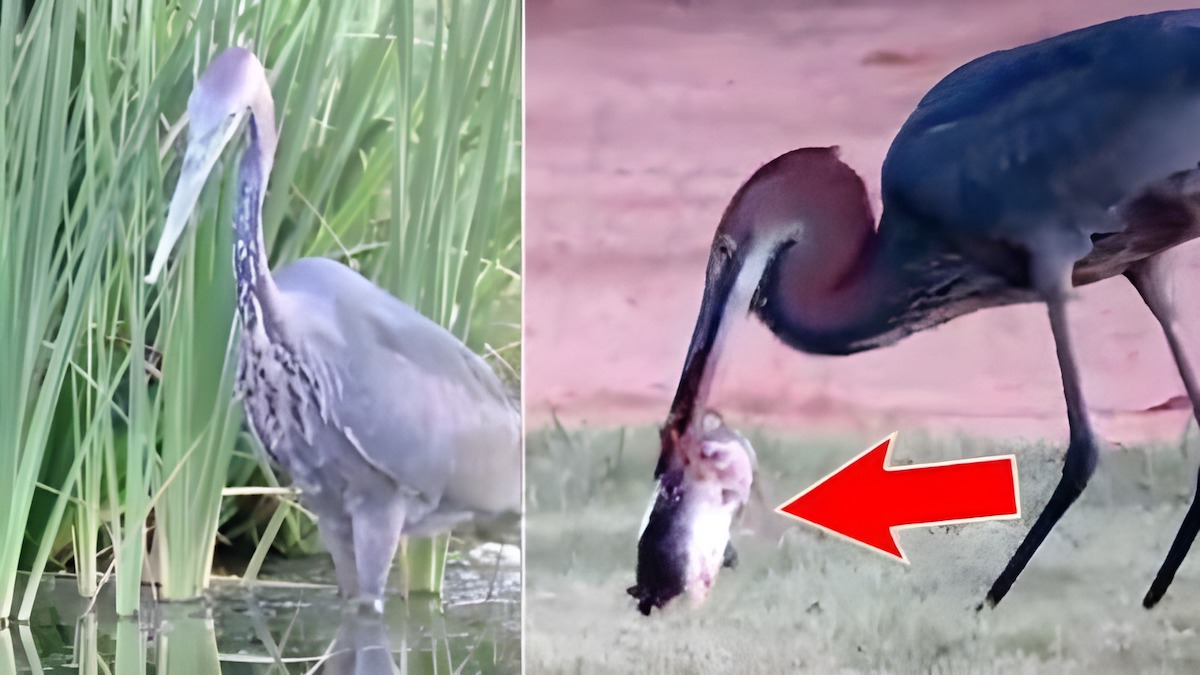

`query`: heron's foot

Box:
[1143,475,1200,609]
[1144,582,1168,609]
[355,594,386,616]
[985,432,1098,608]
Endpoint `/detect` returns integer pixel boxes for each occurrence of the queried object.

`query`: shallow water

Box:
[4,536,520,674]
[527,425,1200,673]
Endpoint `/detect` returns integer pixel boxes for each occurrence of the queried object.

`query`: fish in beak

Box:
[629,410,756,616]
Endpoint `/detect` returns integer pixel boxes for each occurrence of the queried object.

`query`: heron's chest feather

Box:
[237,332,341,490]
[889,253,1034,340]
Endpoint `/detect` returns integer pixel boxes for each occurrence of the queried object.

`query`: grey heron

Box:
[661,9,1200,610]
[146,47,521,613]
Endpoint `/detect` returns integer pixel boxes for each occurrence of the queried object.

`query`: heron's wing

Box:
[882,10,1200,249]
[352,303,521,516]
[274,258,520,516]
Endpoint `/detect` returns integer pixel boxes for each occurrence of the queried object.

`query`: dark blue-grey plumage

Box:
[884,10,1200,266]
[147,47,520,612]
[662,10,1200,611]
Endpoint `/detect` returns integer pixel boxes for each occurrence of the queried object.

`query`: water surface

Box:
[5,535,519,674]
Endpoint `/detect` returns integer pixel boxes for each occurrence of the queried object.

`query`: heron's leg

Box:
[986,278,1099,607]
[1126,257,1200,608]
[351,498,406,614]
[316,512,359,599]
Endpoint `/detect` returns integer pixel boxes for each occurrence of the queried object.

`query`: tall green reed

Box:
[381,0,522,594]
[0,0,135,620]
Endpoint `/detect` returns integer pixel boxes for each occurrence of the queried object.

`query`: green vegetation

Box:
[5,549,520,673]
[0,0,520,621]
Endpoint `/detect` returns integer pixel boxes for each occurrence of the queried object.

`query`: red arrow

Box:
[775,433,1020,562]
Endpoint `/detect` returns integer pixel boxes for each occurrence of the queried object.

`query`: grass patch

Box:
[527,424,1200,673]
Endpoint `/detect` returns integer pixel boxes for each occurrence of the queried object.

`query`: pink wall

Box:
[526,0,1200,441]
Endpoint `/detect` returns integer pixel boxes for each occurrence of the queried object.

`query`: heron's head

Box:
[661,148,871,454]
[145,47,275,284]
[710,147,872,297]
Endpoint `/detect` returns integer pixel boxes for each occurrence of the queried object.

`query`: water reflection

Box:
[158,607,220,674]
[1,540,519,673]
[315,613,398,675]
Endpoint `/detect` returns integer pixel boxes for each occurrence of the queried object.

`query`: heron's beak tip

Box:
[144,216,183,286]
[143,116,240,287]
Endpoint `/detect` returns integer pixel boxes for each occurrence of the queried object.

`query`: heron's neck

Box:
[754,214,916,355]
[233,117,278,332]
[757,209,1004,355]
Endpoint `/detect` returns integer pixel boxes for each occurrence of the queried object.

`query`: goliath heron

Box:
[145,47,521,612]
[662,9,1200,609]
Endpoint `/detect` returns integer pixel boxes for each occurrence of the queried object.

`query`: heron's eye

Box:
[714,235,736,259]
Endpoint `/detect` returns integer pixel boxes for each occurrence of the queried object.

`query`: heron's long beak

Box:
[657,247,744,476]
[144,111,246,284]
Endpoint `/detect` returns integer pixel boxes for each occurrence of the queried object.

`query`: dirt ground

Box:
[526,0,1200,442]
[527,426,1200,674]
